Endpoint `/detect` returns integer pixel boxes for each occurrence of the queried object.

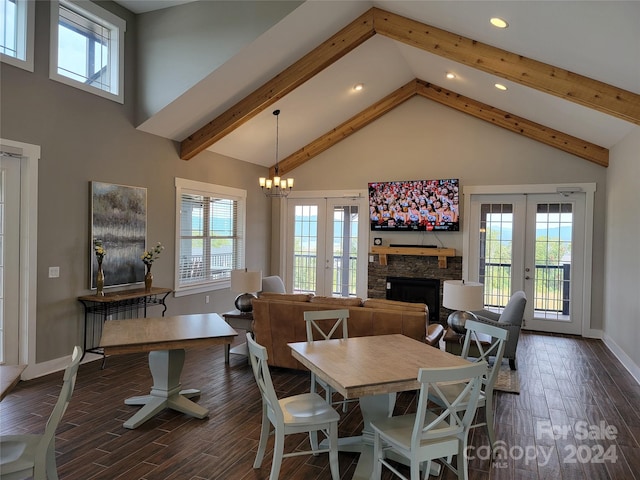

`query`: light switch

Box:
[49,266,60,278]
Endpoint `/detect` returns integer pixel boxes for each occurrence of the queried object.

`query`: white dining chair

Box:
[0,346,82,480]
[303,309,355,414]
[370,361,487,480]
[430,319,508,454]
[246,333,340,480]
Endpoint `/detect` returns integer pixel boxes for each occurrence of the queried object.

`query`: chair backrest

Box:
[499,291,527,326]
[260,275,286,294]
[413,362,487,446]
[303,309,349,342]
[246,333,284,425]
[461,319,508,391]
[39,346,83,456]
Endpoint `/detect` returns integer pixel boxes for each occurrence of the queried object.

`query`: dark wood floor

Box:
[2,331,639,480]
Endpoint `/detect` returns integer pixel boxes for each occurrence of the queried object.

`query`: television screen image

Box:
[368,179,460,232]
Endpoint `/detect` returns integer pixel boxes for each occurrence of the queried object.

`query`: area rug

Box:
[493,364,520,394]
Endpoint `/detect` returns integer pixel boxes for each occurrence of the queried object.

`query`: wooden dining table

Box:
[288,333,471,479]
[99,313,237,429]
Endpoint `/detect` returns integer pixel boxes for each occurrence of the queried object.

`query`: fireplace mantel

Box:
[371,246,456,268]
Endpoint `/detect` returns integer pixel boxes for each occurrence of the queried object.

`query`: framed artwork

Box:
[90,181,147,289]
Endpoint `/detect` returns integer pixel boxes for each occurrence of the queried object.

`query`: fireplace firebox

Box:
[386,277,440,325]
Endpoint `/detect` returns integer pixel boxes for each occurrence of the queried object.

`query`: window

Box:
[49,0,125,103]
[175,178,247,296]
[0,0,34,71]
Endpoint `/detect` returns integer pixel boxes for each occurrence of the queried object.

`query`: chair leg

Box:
[410,458,421,480]
[422,460,432,480]
[253,406,270,468]
[371,432,383,479]
[309,430,319,453]
[269,429,285,480]
[509,358,517,370]
[328,423,340,480]
[484,398,496,454]
[457,437,470,480]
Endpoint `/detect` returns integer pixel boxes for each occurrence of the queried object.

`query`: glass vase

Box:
[144,264,153,292]
[96,261,105,296]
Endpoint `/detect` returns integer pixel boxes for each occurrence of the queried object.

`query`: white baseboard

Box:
[583,328,603,339]
[602,333,640,385]
[21,352,102,381]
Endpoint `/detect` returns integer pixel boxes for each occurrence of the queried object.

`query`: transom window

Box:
[49,0,125,103]
[0,0,34,71]
[175,178,246,296]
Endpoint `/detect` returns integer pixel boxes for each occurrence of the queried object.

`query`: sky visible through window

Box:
[0,0,18,57]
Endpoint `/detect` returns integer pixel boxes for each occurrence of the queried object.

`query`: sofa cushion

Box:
[257,292,312,302]
[363,298,428,313]
[309,296,363,307]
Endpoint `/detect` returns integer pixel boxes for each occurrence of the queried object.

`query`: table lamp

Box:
[231,269,262,313]
[442,279,484,334]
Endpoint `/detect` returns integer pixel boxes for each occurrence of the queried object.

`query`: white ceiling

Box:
[127,1,640,168]
[115,0,197,14]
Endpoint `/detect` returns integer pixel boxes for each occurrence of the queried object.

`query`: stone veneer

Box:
[367,254,463,325]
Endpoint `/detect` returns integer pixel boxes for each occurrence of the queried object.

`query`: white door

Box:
[468,192,587,335]
[285,195,368,298]
[0,154,21,364]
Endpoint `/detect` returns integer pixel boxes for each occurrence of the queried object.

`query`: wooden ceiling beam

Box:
[179,9,376,160]
[272,80,418,177]
[414,80,608,167]
[180,6,618,169]
[373,8,640,126]
[276,78,608,174]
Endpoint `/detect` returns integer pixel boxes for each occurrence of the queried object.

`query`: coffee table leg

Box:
[122,349,209,429]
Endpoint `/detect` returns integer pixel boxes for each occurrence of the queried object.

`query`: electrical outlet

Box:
[205,295,210,304]
[49,266,60,278]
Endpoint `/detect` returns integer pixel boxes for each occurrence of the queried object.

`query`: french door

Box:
[285,194,368,298]
[467,191,588,335]
[0,154,21,364]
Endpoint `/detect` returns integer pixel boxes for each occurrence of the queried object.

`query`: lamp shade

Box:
[231,269,262,294]
[442,280,484,312]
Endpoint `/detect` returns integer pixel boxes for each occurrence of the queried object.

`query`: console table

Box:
[78,287,172,362]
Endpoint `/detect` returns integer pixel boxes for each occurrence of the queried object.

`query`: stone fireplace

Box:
[368,253,462,324]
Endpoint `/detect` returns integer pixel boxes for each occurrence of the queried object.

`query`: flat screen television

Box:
[368,179,460,232]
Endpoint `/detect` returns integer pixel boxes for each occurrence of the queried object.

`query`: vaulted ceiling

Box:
[132,1,640,173]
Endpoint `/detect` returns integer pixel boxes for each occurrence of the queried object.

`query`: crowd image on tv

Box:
[368,179,459,231]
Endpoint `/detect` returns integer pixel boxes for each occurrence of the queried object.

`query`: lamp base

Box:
[447,311,478,334]
[234,293,256,313]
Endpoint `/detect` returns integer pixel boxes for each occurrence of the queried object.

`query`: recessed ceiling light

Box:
[490,17,508,28]
[353,83,364,91]
[446,72,456,79]
[494,83,508,91]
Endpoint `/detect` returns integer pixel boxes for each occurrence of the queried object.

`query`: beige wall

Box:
[3,1,636,378]
[1,1,270,364]
[604,127,640,373]
[291,97,608,332]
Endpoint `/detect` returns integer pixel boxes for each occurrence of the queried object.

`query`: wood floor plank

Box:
[1,331,638,479]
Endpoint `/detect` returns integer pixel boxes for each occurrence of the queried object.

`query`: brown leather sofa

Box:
[252,293,429,370]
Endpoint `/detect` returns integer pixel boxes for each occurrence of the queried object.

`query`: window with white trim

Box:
[49,0,125,103]
[175,178,247,296]
[0,0,34,71]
